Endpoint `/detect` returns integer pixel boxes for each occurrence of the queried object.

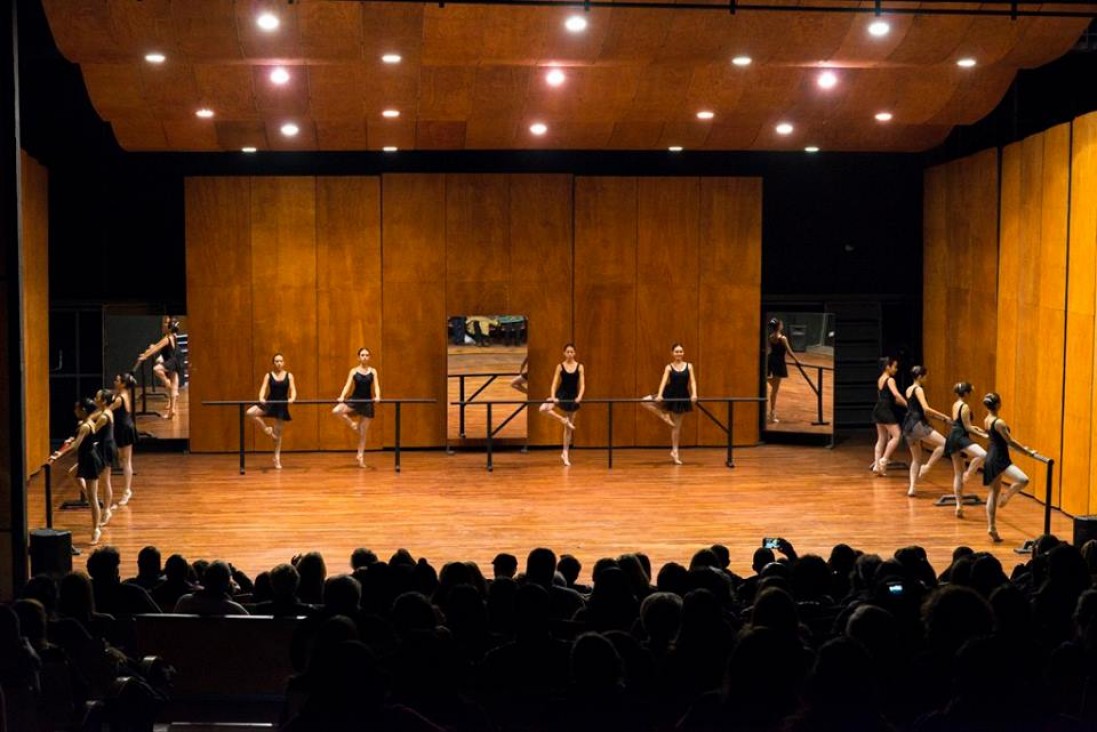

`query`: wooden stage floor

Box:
[29,439,1072,583]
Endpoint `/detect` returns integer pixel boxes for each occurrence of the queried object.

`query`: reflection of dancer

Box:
[510,357,529,394]
[765,318,801,424]
[902,366,950,497]
[333,348,380,468]
[982,393,1034,543]
[641,343,698,465]
[871,358,907,477]
[138,318,181,419]
[49,399,103,545]
[943,382,988,518]
[111,372,138,506]
[539,344,585,467]
[246,353,296,470]
[93,390,118,525]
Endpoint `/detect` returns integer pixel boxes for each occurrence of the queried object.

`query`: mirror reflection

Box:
[764,311,834,435]
[447,314,528,442]
[104,311,189,441]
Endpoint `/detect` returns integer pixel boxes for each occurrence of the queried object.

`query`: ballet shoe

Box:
[671,451,683,466]
[273,457,282,470]
[873,459,888,477]
[954,506,964,519]
[101,508,113,526]
[118,490,132,506]
[91,528,101,545]
[566,418,577,431]
[999,483,1025,508]
[356,453,366,468]
[561,452,571,467]
[918,464,931,480]
[988,529,1003,543]
[906,486,917,497]
[962,469,974,484]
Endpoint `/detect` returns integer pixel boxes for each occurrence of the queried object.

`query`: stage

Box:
[27,440,1072,583]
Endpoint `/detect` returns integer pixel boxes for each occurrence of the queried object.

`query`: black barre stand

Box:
[203,398,435,475]
[451,397,767,472]
[1015,453,1055,555]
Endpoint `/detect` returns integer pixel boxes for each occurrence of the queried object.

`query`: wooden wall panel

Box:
[250,178,319,452]
[382,174,447,447]
[575,177,638,447]
[21,152,49,477]
[699,178,763,445]
[1074,112,1097,517]
[186,177,254,452]
[316,178,384,451]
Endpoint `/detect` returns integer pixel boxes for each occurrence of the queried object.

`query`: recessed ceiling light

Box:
[530,122,548,135]
[381,53,402,64]
[382,109,400,119]
[875,111,893,122]
[242,146,257,153]
[256,12,279,31]
[817,70,838,89]
[804,146,820,153]
[775,122,794,135]
[732,56,752,67]
[956,57,977,68]
[195,108,214,119]
[382,146,398,152]
[696,110,715,120]
[144,52,166,64]
[668,146,684,152]
[565,15,588,32]
[868,20,890,37]
[280,122,299,137]
[546,68,566,87]
[270,67,290,85]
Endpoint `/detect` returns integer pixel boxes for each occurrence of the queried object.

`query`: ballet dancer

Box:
[110,372,138,506]
[48,399,104,545]
[137,317,182,419]
[943,382,989,518]
[641,343,698,465]
[334,347,380,467]
[902,366,950,497]
[510,357,529,394]
[766,318,802,424]
[92,389,118,525]
[246,353,296,470]
[871,357,908,477]
[982,392,1036,543]
[539,344,585,466]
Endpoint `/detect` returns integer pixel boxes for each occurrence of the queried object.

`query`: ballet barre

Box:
[1017,450,1055,555]
[447,371,524,439]
[202,399,436,474]
[786,361,834,427]
[450,397,767,471]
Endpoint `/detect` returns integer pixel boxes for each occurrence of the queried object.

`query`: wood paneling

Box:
[21,152,50,477]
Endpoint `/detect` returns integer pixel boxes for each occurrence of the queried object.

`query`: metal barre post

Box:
[45,463,53,529]
[726,401,734,468]
[395,402,402,472]
[1044,458,1055,537]
[816,367,824,425]
[459,376,466,438]
[238,404,246,474]
[607,402,614,469]
[486,403,494,472]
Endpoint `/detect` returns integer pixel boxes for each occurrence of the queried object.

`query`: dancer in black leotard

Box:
[943,382,989,518]
[539,344,585,466]
[982,392,1035,543]
[49,399,104,545]
[93,389,118,527]
[902,366,951,497]
[871,357,908,477]
[641,343,698,465]
[137,317,182,419]
[333,347,380,468]
[110,372,138,506]
[766,318,802,424]
[247,353,297,470]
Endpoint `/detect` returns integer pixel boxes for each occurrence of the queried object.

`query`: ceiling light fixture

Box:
[546,68,566,86]
[868,20,890,36]
[805,146,820,153]
[875,111,893,122]
[144,52,166,64]
[775,122,794,135]
[956,57,977,68]
[732,55,752,67]
[668,146,684,152]
[382,109,400,118]
[242,147,257,153]
[565,15,588,32]
[817,70,838,89]
[256,12,279,31]
[195,108,214,119]
[281,122,299,137]
[382,146,398,152]
[381,53,402,64]
[696,110,715,120]
[270,67,290,85]
[530,122,548,135]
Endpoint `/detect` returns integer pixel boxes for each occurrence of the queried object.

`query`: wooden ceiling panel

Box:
[42,0,1097,152]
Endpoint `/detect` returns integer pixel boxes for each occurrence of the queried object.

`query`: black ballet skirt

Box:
[160,335,179,374]
[901,386,932,441]
[872,381,901,425]
[115,397,138,448]
[661,365,692,414]
[98,415,118,467]
[76,423,104,480]
[767,338,789,378]
[983,418,1013,486]
[943,404,973,458]
[260,373,293,421]
[556,364,581,413]
[350,370,375,418]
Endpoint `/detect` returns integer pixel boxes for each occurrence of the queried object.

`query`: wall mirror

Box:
[447,314,528,443]
[764,311,835,436]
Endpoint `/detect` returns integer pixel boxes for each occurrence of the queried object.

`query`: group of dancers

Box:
[871,359,1037,542]
[47,373,140,545]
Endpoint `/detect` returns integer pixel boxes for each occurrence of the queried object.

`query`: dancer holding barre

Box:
[539,344,585,467]
[247,353,296,470]
[943,381,988,518]
[333,347,380,468]
[49,399,104,545]
[982,392,1035,543]
[642,343,698,465]
[765,318,801,424]
[110,372,138,506]
[871,357,907,477]
[137,317,182,419]
[902,366,950,497]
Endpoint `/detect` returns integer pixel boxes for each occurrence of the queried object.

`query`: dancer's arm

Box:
[963,405,988,439]
[655,366,670,402]
[49,423,90,462]
[371,369,381,401]
[287,373,297,403]
[258,374,270,404]
[137,335,170,362]
[997,420,1036,457]
[888,378,908,408]
[576,365,586,404]
[337,369,355,402]
[782,335,802,366]
[688,363,698,403]
[549,367,562,403]
[915,387,949,421]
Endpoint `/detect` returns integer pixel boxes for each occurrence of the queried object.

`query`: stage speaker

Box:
[29,528,73,577]
[1073,516,1097,547]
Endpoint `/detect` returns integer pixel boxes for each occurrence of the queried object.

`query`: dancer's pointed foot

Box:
[91,528,101,545]
[561,452,571,467]
[356,452,366,468]
[101,508,113,526]
[907,486,917,497]
[919,464,931,480]
[263,425,274,437]
[273,457,282,470]
[999,482,1025,507]
[671,451,683,466]
[566,418,577,431]
[955,505,964,519]
[347,419,360,433]
[119,489,132,506]
[988,529,1003,543]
